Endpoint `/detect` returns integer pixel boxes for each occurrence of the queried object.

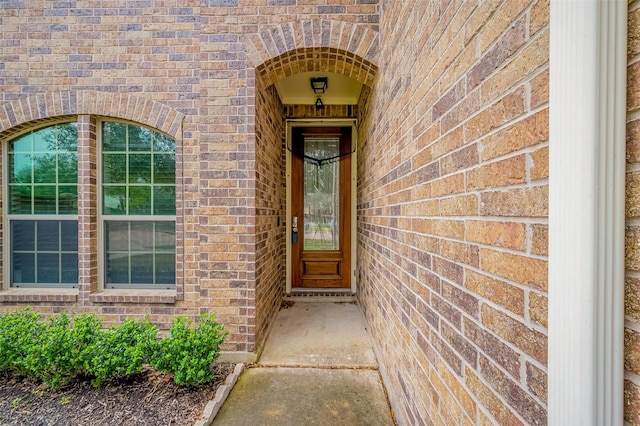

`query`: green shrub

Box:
[84,318,158,386]
[0,309,226,388]
[22,313,103,388]
[151,314,227,386]
[0,308,44,376]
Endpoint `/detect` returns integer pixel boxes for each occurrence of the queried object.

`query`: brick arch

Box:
[245,19,379,87]
[0,90,184,139]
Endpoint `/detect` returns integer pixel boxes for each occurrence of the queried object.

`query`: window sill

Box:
[0,288,79,303]
[89,289,176,304]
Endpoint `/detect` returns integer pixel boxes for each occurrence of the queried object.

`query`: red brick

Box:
[482,304,548,365]
[478,355,547,425]
[480,185,548,217]
[625,379,640,425]
[481,109,549,161]
[464,269,525,316]
[625,327,640,376]
[465,368,525,426]
[466,220,526,251]
[480,248,548,291]
[467,155,526,191]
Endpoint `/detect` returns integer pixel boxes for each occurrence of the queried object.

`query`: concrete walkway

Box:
[212,301,395,425]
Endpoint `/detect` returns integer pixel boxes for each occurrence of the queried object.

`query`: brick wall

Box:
[253,80,285,351]
[0,1,379,353]
[626,1,640,424]
[357,1,549,424]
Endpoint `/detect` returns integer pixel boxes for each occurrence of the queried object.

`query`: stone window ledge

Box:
[0,288,79,303]
[89,290,176,304]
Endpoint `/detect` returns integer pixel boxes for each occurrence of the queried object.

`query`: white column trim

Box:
[549,1,627,425]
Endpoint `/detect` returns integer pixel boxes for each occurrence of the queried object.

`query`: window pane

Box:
[10,154,32,183]
[154,186,176,215]
[10,219,77,288]
[58,185,78,214]
[153,154,175,183]
[33,154,57,183]
[129,186,151,215]
[8,124,77,216]
[103,186,126,214]
[10,134,33,153]
[128,125,152,151]
[103,122,126,152]
[105,253,129,284]
[129,154,151,184]
[56,123,78,151]
[104,220,175,287]
[155,221,175,250]
[37,220,59,251]
[103,154,127,184]
[61,253,79,284]
[155,254,176,284]
[61,221,78,251]
[130,254,154,283]
[12,221,35,251]
[303,137,340,250]
[9,185,32,214]
[33,127,55,151]
[58,152,78,184]
[12,253,35,284]
[34,186,56,214]
[153,133,174,152]
[105,221,129,251]
[130,221,153,251]
[37,253,60,283]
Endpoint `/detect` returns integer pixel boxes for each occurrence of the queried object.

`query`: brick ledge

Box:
[89,290,176,304]
[0,288,79,302]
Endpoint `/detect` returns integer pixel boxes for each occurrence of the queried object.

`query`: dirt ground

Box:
[0,364,234,426]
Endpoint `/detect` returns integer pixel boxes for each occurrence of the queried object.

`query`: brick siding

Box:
[357,1,549,424]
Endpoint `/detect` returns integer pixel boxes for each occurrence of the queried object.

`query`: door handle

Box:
[292,216,298,243]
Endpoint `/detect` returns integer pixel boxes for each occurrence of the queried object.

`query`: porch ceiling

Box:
[274,71,363,105]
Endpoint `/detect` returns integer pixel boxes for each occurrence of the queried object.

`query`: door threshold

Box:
[286,288,355,302]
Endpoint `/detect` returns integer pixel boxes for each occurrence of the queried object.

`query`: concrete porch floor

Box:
[212,301,395,425]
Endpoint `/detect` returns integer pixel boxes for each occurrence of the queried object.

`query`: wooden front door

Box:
[291,127,352,288]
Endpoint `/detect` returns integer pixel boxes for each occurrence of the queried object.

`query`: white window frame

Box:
[96,119,177,290]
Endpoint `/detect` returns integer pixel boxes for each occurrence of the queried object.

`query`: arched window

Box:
[6,123,78,287]
[3,119,177,291]
[100,121,176,289]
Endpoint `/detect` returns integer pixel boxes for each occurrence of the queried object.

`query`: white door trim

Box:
[285,119,358,294]
[549,1,627,424]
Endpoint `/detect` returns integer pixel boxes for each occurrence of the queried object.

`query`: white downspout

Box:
[549,1,627,424]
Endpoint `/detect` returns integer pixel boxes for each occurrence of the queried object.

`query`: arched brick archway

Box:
[245,19,379,87]
[0,90,184,139]
[245,21,379,354]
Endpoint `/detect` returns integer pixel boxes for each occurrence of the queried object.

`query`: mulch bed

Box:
[0,363,234,426]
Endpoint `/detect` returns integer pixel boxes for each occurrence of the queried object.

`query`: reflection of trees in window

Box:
[9,123,78,215]
[102,122,175,216]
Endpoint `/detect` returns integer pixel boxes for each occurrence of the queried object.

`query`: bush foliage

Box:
[0,308,226,388]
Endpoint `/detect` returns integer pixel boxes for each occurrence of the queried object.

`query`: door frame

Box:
[285,119,357,294]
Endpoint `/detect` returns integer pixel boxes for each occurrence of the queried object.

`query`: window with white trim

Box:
[100,121,176,289]
[6,123,78,288]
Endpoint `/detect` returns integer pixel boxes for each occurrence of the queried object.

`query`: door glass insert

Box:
[304,137,340,250]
